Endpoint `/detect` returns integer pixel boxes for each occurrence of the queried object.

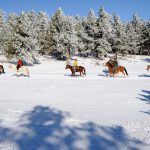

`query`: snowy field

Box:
[0,56,150,150]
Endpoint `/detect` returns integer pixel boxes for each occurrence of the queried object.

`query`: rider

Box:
[73,59,78,72]
[113,58,118,74]
[16,59,23,70]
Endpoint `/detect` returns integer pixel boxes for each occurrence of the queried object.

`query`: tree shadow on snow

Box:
[12,73,29,78]
[102,69,109,74]
[140,111,150,115]
[138,90,150,104]
[138,74,150,78]
[64,74,85,77]
[0,106,146,150]
[98,69,109,77]
[138,90,150,115]
[142,58,150,63]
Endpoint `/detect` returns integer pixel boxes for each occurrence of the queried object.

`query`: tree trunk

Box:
[115,53,118,59]
[148,45,150,56]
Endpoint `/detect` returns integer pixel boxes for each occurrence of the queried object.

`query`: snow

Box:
[0,56,150,150]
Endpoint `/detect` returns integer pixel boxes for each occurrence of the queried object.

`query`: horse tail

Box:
[83,67,86,76]
[124,67,128,76]
[2,67,5,73]
[0,65,5,73]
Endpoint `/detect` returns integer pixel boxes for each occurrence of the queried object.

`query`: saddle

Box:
[74,66,79,72]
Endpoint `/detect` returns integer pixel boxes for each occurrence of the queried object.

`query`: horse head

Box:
[105,62,113,68]
[65,64,70,69]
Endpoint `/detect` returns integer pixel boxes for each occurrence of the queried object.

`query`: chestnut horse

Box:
[0,65,5,74]
[146,65,150,71]
[105,62,128,77]
[65,64,86,76]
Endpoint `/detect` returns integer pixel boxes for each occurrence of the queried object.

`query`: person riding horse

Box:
[108,58,118,74]
[106,58,128,77]
[17,59,24,70]
[113,59,118,74]
[73,59,78,72]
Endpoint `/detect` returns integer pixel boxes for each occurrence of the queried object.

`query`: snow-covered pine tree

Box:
[131,13,144,55]
[75,16,90,53]
[0,9,5,29]
[1,13,18,59]
[36,12,49,55]
[126,23,138,55]
[61,16,78,57]
[45,8,67,59]
[142,21,150,55]
[93,6,112,58]
[2,11,39,64]
[111,13,128,56]
[80,9,97,56]
[0,9,6,57]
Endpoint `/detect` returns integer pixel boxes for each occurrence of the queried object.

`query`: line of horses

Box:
[0,63,150,77]
[0,64,30,77]
[66,63,150,77]
[65,62,128,77]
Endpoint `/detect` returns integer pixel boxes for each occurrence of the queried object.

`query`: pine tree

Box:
[126,23,138,54]
[131,14,144,54]
[111,14,128,55]
[45,8,66,59]
[80,9,97,55]
[2,12,38,63]
[0,9,5,56]
[36,11,49,55]
[61,16,78,56]
[142,21,150,55]
[93,6,112,58]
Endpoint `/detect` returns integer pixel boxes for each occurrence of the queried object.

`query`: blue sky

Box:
[0,0,150,21]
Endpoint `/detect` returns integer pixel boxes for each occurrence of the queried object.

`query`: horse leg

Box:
[107,73,111,77]
[80,71,81,76]
[83,68,86,76]
[26,68,30,77]
[113,73,115,77]
[112,70,115,77]
[72,71,75,76]
[122,71,125,78]
[16,70,19,77]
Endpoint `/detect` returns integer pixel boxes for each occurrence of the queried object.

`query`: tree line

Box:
[0,6,150,63]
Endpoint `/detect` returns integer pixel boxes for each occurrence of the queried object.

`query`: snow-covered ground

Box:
[0,56,150,150]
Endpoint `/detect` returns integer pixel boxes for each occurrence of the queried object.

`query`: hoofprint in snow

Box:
[0,56,150,150]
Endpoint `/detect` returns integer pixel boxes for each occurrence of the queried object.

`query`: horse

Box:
[0,65,5,74]
[65,64,86,76]
[105,62,128,77]
[146,65,150,71]
[9,64,30,77]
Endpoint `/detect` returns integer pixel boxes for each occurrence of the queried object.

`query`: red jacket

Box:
[17,60,23,66]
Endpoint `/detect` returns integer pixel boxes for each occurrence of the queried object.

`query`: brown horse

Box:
[146,65,150,71]
[105,62,128,77]
[65,64,86,76]
[0,65,5,74]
